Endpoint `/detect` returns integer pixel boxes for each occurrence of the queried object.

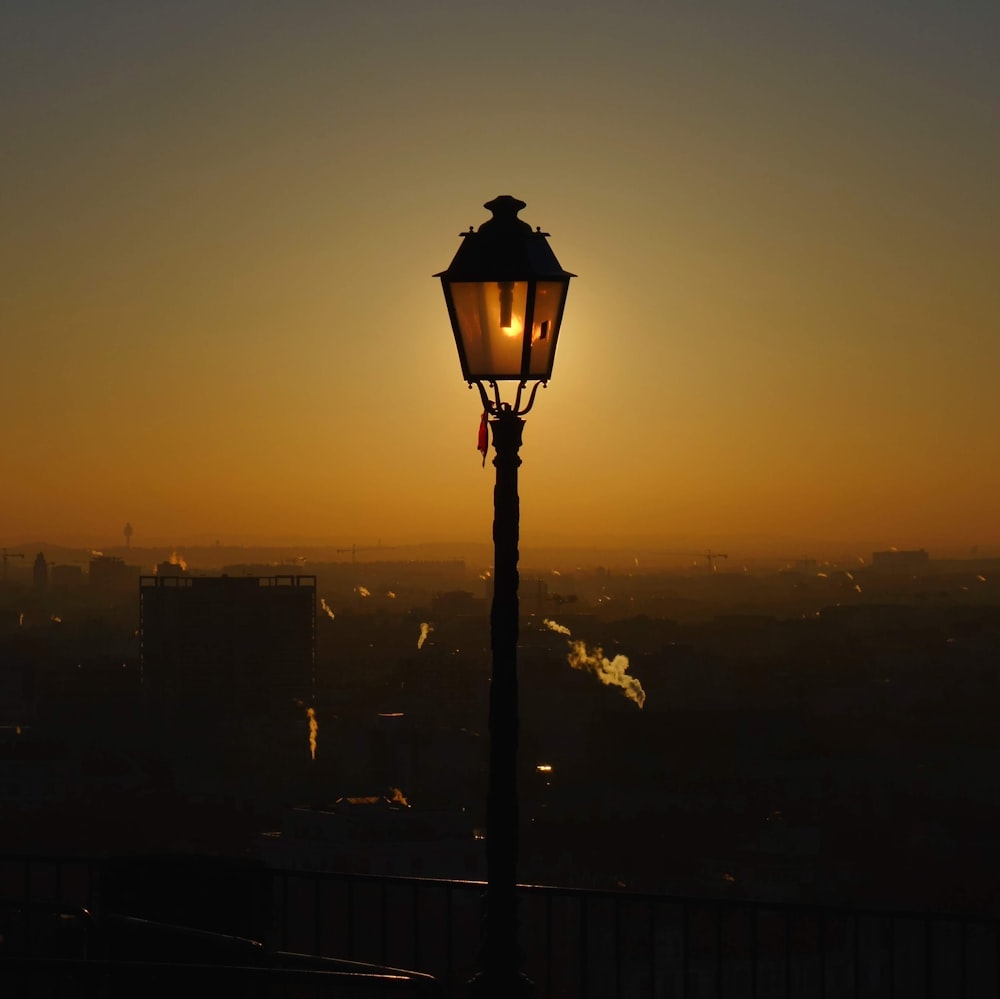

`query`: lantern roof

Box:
[435,196,575,283]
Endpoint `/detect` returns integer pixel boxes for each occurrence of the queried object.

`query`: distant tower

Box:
[32,552,48,592]
[124,522,133,549]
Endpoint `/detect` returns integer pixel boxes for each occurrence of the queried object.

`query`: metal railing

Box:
[0,957,440,998]
[4,854,1000,997]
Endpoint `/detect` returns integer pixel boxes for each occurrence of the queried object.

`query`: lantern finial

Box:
[480,196,531,234]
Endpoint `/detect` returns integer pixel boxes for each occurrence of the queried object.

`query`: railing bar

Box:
[412,879,421,969]
[25,859,34,955]
[995,922,1000,999]
[959,919,967,999]
[888,916,895,999]
[680,901,688,999]
[785,909,792,999]
[546,891,553,999]
[995,921,1000,999]
[447,885,455,995]
[347,878,355,960]
[380,878,388,964]
[925,918,932,999]
[716,904,724,999]
[819,912,827,999]
[854,913,860,999]
[750,907,758,999]
[281,872,289,951]
[314,874,322,957]
[580,894,589,999]
[615,895,622,998]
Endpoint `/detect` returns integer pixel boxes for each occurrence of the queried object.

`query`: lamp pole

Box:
[475,406,526,994]
[436,196,574,996]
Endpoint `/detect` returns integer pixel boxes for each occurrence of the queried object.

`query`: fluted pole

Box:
[470,407,532,996]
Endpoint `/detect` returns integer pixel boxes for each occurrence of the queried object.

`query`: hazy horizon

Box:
[5,529,998,570]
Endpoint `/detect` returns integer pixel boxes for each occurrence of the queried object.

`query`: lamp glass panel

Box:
[526,281,567,378]
[449,280,529,379]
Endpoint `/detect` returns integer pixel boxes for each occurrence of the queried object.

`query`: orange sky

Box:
[3,3,998,558]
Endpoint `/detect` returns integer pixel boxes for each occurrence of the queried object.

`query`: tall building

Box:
[138,574,318,800]
[32,552,47,592]
[139,574,316,709]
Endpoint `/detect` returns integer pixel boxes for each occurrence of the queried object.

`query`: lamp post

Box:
[436,196,574,995]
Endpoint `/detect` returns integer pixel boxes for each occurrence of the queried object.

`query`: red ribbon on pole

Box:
[478,412,489,467]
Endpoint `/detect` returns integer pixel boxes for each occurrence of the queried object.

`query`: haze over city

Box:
[4,1,998,555]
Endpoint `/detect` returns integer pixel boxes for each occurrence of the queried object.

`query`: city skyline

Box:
[4,2,998,552]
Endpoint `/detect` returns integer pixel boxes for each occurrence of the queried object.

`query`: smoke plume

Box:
[306,706,318,760]
[567,639,646,709]
[417,622,433,649]
[544,618,646,707]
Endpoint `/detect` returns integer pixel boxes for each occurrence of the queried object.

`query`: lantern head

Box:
[436,196,574,385]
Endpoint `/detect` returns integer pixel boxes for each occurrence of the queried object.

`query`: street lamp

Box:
[436,195,574,995]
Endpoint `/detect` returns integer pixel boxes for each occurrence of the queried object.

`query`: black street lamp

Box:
[436,196,575,995]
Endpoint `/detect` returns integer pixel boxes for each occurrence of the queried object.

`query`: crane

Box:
[336,544,365,566]
[698,551,728,569]
[2,548,25,582]
[335,543,400,567]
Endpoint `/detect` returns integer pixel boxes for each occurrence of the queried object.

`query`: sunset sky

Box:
[4,1,998,558]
